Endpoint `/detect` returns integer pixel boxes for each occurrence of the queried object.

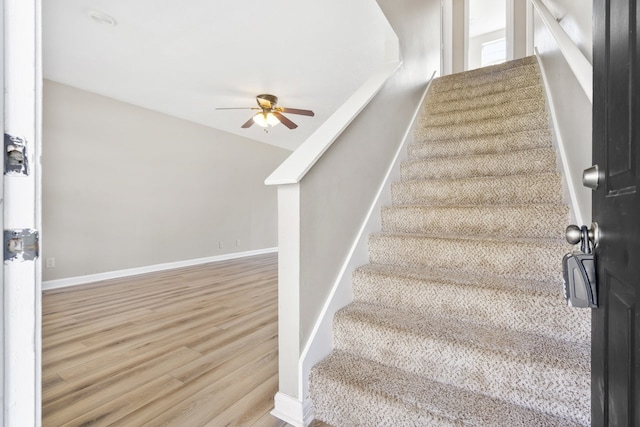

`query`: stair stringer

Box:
[297,74,436,418]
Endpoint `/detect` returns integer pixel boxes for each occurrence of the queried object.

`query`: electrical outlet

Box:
[236,239,240,246]
[218,241,224,249]
[46,258,55,268]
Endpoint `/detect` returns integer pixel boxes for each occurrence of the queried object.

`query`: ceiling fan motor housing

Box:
[257,94,278,110]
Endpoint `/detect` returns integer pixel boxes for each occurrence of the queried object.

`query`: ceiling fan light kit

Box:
[253,112,280,127]
[217,94,314,131]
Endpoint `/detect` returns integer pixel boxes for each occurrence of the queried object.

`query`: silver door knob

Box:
[566,222,600,247]
[582,165,599,190]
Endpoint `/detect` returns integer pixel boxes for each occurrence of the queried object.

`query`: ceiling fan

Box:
[217,94,314,130]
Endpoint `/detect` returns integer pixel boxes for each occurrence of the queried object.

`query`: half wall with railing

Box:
[265,0,441,425]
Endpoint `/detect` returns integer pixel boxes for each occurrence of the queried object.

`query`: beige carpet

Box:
[309,56,591,426]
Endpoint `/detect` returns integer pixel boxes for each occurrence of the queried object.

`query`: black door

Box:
[592,0,640,425]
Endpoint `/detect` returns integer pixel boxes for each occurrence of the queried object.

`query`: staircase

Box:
[308,57,591,426]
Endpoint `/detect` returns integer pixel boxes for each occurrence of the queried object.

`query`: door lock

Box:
[562,224,597,308]
[566,222,599,248]
[582,165,599,190]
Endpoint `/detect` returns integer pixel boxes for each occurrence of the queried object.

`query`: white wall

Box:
[296,0,440,350]
[533,0,593,224]
[509,0,528,60]
[468,28,506,70]
[42,80,289,281]
[447,0,527,75]
[539,0,592,62]
[270,0,441,415]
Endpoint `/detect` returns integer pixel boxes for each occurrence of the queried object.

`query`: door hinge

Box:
[4,133,30,176]
[4,229,39,262]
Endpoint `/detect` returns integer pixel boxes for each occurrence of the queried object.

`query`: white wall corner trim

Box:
[297,71,437,401]
[506,0,515,61]
[535,51,584,225]
[41,248,278,291]
[441,0,453,76]
[265,61,402,186]
[271,392,314,427]
[530,0,592,103]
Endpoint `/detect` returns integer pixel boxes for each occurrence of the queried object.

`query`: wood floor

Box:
[42,253,285,426]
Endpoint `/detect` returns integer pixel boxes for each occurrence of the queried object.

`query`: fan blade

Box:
[216,107,260,110]
[273,112,298,129]
[241,116,255,128]
[280,107,314,117]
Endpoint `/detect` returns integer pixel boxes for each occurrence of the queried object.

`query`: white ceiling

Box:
[43,0,396,151]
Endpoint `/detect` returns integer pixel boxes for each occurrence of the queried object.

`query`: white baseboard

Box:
[271,392,313,427]
[534,50,585,226]
[42,247,278,291]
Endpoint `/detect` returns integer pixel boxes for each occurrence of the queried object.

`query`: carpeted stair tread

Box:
[391,172,563,206]
[432,62,537,90]
[415,110,549,141]
[432,59,538,93]
[335,301,589,380]
[310,350,587,427]
[332,302,590,424]
[435,56,536,84]
[425,84,544,115]
[424,73,541,106]
[420,95,545,127]
[381,204,569,238]
[352,263,590,343]
[309,56,590,426]
[409,128,552,159]
[368,232,566,282]
[400,147,557,180]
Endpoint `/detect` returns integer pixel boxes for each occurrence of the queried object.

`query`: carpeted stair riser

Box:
[310,56,591,426]
[311,353,462,427]
[392,173,563,206]
[420,96,545,128]
[368,233,566,282]
[408,128,552,159]
[424,85,544,116]
[424,73,542,106]
[352,265,590,344]
[416,110,549,141]
[432,66,538,94]
[431,62,538,92]
[310,351,585,427]
[435,56,536,85]
[400,147,557,181]
[381,204,569,239]
[331,303,590,425]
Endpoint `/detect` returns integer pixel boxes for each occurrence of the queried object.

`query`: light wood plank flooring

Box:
[43,253,286,426]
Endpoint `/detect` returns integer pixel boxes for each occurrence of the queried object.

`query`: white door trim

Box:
[3,0,42,424]
[506,0,515,60]
[441,0,453,76]
[463,0,470,70]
